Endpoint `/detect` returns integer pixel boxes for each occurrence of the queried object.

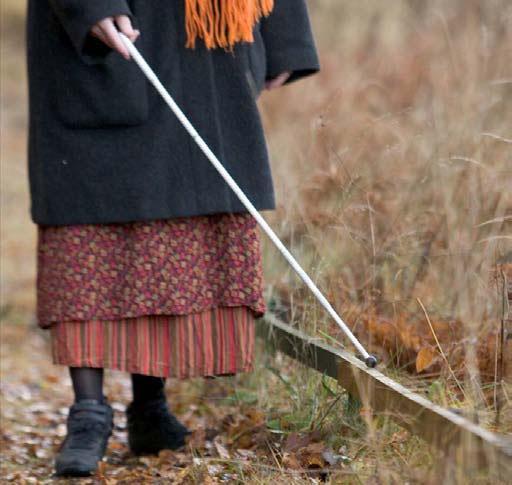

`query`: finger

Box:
[99,18,130,60]
[115,15,139,42]
[274,72,291,87]
[267,78,280,90]
[90,25,110,46]
[96,18,117,50]
[266,72,291,90]
[281,72,292,83]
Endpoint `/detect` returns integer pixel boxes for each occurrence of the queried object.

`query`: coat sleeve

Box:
[260,0,320,84]
[48,0,134,64]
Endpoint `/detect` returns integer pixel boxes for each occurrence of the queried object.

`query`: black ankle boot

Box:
[55,398,114,477]
[126,395,191,455]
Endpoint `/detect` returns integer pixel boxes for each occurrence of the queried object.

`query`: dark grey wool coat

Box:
[26,0,320,226]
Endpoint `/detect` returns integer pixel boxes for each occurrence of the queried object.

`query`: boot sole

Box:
[55,464,98,477]
[129,436,188,456]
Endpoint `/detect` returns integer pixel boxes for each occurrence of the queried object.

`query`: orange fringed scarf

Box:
[184,0,274,50]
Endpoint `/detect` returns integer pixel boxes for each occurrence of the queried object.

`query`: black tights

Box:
[69,367,166,403]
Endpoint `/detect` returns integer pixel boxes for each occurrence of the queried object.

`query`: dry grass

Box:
[1,0,511,482]
[261,0,511,423]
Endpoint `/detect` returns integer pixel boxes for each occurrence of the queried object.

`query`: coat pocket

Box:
[54,41,149,128]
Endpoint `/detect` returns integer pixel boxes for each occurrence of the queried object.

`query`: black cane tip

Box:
[365,355,378,368]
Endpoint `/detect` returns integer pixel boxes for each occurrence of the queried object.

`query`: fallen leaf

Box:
[284,432,311,452]
[214,439,230,460]
[44,374,59,384]
[296,442,327,470]
[322,448,342,466]
[282,451,301,470]
[416,347,437,373]
[187,427,206,449]
[109,441,125,451]
[390,430,409,446]
[245,408,265,426]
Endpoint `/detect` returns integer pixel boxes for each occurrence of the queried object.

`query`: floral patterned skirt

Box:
[36,213,266,378]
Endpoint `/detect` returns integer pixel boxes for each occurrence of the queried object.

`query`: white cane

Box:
[119,34,378,368]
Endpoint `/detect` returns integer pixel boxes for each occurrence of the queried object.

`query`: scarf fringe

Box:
[185,0,274,50]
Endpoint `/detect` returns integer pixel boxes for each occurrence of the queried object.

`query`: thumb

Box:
[115,15,140,42]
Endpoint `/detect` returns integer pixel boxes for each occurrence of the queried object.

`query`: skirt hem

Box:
[50,358,254,379]
[49,306,256,379]
[38,302,266,330]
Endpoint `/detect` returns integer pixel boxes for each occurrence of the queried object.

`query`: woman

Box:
[26,0,319,477]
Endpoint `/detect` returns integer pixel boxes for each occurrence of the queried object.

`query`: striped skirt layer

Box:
[50,306,256,378]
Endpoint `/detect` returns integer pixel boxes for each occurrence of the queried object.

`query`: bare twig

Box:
[481,132,512,144]
[417,298,467,398]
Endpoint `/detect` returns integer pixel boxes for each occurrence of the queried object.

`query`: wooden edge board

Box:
[258,312,512,475]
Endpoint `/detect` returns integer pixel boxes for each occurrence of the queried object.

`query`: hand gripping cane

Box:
[119,34,378,368]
